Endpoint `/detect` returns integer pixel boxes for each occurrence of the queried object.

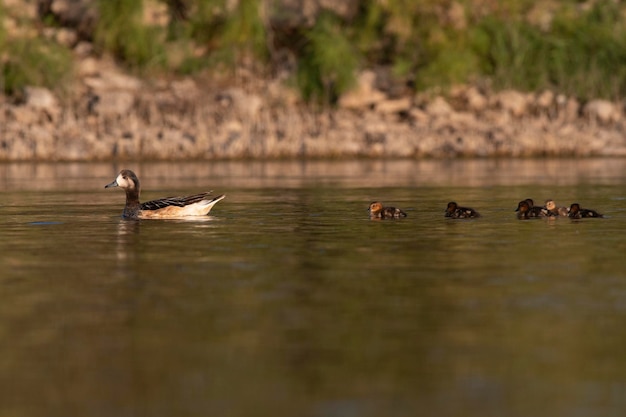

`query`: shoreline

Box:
[2,65,626,162]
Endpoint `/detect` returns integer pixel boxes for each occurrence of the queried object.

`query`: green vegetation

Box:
[1,38,73,96]
[297,12,359,104]
[3,0,626,102]
[95,0,167,70]
[472,2,626,99]
[0,1,73,94]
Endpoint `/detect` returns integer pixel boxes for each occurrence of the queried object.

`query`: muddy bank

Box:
[2,63,626,161]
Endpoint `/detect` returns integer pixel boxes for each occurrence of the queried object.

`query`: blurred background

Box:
[2,0,626,160]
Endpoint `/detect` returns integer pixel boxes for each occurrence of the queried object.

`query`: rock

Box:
[77,57,100,77]
[375,97,411,114]
[30,126,57,159]
[535,90,554,110]
[6,107,40,125]
[425,96,453,117]
[171,78,199,100]
[338,70,386,109]
[267,80,300,106]
[24,86,58,110]
[318,0,359,20]
[408,108,429,123]
[555,94,580,121]
[90,91,135,117]
[73,41,93,57]
[270,0,359,28]
[584,99,621,124]
[446,1,467,30]
[217,88,263,119]
[493,90,528,117]
[55,27,78,47]
[564,97,580,120]
[84,70,142,92]
[142,0,169,26]
[372,66,410,98]
[465,87,488,112]
[38,0,98,40]
[23,87,60,120]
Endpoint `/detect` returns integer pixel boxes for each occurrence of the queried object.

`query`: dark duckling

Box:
[369,201,407,219]
[445,202,481,219]
[568,203,603,219]
[516,200,548,219]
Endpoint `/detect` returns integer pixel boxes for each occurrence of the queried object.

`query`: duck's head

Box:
[369,201,384,215]
[446,202,458,213]
[569,203,580,213]
[545,199,556,211]
[516,200,530,212]
[525,198,535,207]
[105,169,140,192]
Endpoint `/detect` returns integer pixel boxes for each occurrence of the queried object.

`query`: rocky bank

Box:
[3,58,626,161]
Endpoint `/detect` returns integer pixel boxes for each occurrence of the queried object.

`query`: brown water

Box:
[1,159,626,417]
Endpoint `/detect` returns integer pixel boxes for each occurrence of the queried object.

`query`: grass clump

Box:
[0,2,73,95]
[95,0,167,71]
[297,12,359,105]
[345,0,626,101]
[165,0,268,72]
[1,38,73,95]
[471,1,626,99]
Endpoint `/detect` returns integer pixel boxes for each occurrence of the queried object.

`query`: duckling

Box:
[105,169,225,219]
[368,201,407,219]
[568,203,604,219]
[545,199,569,217]
[445,202,481,219]
[516,200,548,219]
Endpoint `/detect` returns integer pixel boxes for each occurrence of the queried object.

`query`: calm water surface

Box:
[1,159,626,417]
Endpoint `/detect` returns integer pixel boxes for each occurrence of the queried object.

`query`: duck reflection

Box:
[115,218,140,263]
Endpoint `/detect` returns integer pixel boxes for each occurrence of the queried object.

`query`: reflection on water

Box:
[115,220,140,263]
[1,157,626,191]
[1,159,626,417]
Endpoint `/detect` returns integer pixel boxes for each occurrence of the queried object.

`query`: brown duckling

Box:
[545,199,569,217]
[568,203,604,219]
[445,202,481,219]
[516,200,548,219]
[368,201,407,219]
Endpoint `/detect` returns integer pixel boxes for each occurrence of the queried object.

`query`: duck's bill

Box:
[104,180,118,188]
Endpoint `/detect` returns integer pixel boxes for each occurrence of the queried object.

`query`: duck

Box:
[368,201,407,219]
[445,202,480,218]
[568,203,603,219]
[516,200,548,219]
[544,199,569,217]
[105,169,225,219]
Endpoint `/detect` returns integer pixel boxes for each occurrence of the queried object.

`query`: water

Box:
[1,159,626,417]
